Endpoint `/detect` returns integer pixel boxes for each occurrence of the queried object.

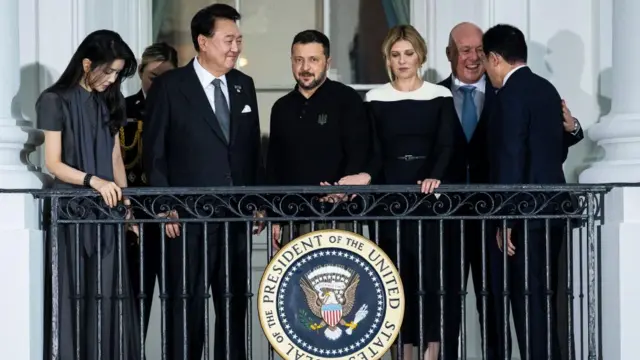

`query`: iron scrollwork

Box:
[50,186,602,223]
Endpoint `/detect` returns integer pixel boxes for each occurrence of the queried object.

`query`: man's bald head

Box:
[446,22,484,84]
[448,22,483,47]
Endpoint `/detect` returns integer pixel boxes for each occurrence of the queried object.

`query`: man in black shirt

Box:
[265,30,371,247]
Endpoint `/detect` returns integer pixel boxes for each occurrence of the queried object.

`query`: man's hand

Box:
[562,99,579,133]
[125,207,139,237]
[338,173,371,186]
[157,210,180,238]
[271,224,281,252]
[319,173,372,202]
[253,210,266,235]
[497,228,515,256]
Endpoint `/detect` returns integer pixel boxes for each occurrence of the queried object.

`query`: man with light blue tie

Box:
[438,21,500,360]
[438,22,584,360]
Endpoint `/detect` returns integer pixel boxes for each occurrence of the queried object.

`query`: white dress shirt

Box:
[193,56,230,113]
[450,74,486,122]
[502,64,527,87]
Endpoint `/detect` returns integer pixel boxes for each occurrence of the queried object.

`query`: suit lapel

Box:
[178,62,228,144]
[225,70,244,146]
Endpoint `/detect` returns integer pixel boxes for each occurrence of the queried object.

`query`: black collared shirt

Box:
[266,78,370,185]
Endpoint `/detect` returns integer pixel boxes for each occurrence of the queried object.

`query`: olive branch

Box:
[298,309,317,330]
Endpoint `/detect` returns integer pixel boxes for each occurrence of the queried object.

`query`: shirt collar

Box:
[503,64,527,86]
[193,56,227,89]
[451,74,486,93]
[293,77,331,99]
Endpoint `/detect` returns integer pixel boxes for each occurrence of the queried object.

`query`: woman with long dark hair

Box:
[39,29,140,359]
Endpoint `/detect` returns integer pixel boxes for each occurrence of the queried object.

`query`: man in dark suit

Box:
[481,24,568,360]
[143,4,262,360]
[439,22,585,360]
[438,22,500,360]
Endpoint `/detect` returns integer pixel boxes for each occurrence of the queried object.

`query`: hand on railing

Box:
[417,178,441,194]
[497,228,516,256]
[157,210,180,238]
[319,172,372,202]
[89,176,122,208]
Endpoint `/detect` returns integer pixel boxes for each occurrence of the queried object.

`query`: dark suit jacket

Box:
[488,67,578,228]
[143,60,262,188]
[122,90,147,187]
[438,75,496,184]
[489,67,568,185]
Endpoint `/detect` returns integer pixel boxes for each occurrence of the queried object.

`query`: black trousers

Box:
[376,219,441,347]
[165,222,248,360]
[489,223,564,360]
[443,219,500,360]
[127,223,162,340]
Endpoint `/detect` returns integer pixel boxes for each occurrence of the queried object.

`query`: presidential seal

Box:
[258,229,404,360]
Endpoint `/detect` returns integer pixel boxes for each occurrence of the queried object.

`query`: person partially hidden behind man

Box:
[265,30,371,249]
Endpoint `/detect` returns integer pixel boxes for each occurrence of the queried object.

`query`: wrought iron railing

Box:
[28,184,607,360]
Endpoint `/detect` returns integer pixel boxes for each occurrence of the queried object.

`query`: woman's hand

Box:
[417,178,441,194]
[89,176,122,207]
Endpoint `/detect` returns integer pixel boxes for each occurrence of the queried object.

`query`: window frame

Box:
[147,0,429,91]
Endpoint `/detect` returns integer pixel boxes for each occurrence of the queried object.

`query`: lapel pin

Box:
[234,85,242,93]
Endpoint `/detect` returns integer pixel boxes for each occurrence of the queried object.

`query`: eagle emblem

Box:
[299,265,369,340]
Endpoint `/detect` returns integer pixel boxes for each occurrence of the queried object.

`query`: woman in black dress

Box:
[39,30,139,359]
[121,42,177,340]
[364,25,457,360]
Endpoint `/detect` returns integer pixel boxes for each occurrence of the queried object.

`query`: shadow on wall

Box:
[528,30,610,183]
[12,62,56,188]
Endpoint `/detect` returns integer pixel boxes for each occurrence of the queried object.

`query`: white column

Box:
[579,0,640,183]
[0,0,45,359]
[596,187,640,359]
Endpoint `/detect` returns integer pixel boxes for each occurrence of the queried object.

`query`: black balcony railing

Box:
[25,184,607,360]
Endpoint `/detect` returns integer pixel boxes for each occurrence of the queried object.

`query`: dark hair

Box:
[191,4,241,52]
[140,42,178,72]
[44,29,137,135]
[291,30,331,58]
[482,24,527,64]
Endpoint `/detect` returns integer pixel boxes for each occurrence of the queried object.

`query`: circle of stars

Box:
[276,249,386,357]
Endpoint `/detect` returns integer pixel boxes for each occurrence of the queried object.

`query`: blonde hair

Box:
[381,25,428,81]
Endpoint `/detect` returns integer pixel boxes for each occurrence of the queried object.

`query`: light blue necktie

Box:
[459,85,478,142]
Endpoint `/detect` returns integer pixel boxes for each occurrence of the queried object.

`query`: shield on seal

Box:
[321,303,342,327]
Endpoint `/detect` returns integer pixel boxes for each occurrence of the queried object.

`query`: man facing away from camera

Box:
[481,23,570,360]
